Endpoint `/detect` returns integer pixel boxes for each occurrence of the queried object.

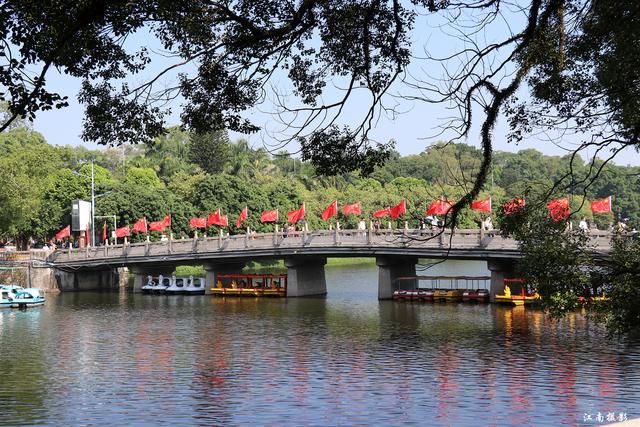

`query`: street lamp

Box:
[73,160,95,246]
[90,160,95,247]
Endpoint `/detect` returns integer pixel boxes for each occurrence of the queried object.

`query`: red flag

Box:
[207,209,227,227]
[342,202,361,216]
[85,223,91,246]
[115,225,130,238]
[547,198,570,221]
[149,221,166,232]
[162,215,171,227]
[471,197,492,213]
[322,200,338,221]
[390,200,406,220]
[189,217,207,228]
[236,207,248,228]
[131,217,148,233]
[260,209,279,223]
[102,222,107,242]
[503,197,526,216]
[591,196,612,214]
[287,203,305,224]
[373,207,391,218]
[55,225,70,240]
[426,198,453,216]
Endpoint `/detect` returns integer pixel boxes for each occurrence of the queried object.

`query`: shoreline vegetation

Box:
[1,126,632,250]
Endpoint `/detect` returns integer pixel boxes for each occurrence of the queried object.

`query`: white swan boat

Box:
[165,276,187,294]
[141,276,156,294]
[165,276,206,295]
[151,275,171,293]
[184,276,206,295]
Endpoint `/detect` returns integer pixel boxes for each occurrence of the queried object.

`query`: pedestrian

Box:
[358,217,366,236]
[484,216,493,231]
[431,215,439,231]
[579,217,588,232]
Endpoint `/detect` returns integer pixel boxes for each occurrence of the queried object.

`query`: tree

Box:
[496,190,640,335]
[0,130,60,246]
[3,1,637,202]
[187,130,230,174]
[144,126,193,179]
[124,167,163,189]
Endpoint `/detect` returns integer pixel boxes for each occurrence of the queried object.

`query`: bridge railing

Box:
[51,228,615,263]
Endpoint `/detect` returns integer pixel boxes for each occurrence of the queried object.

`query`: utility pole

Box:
[91,160,95,247]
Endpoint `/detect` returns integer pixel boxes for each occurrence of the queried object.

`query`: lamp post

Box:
[91,160,95,247]
[73,161,96,247]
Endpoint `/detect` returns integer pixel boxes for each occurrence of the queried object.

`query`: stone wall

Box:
[0,264,58,292]
[0,250,127,292]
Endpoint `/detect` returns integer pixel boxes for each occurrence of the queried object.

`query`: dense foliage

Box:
[2,1,639,196]
[1,126,637,248]
[499,191,640,335]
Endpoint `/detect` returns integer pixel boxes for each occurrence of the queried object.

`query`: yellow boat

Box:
[210,274,287,297]
[494,278,539,306]
[433,289,463,302]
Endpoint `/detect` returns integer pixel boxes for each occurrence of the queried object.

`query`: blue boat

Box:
[1,284,23,294]
[0,289,13,308]
[11,288,45,308]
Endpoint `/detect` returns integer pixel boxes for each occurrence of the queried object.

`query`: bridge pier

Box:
[285,257,327,297]
[54,268,120,291]
[376,256,418,300]
[487,260,517,302]
[130,265,175,293]
[203,261,246,294]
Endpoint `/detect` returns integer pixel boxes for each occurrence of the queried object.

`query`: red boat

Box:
[393,289,434,301]
[462,288,490,303]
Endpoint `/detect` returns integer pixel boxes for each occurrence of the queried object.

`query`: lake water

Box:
[1,261,639,426]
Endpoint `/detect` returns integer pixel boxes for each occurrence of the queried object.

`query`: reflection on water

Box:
[0,263,639,426]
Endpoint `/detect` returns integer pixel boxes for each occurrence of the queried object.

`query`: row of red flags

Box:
[54,196,614,240]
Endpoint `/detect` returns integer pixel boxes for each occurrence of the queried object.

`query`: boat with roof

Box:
[1,284,22,308]
[210,273,287,297]
[11,288,45,308]
[494,278,539,306]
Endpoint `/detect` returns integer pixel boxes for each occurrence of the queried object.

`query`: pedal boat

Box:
[462,288,490,303]
[393,289,434,301]
[151,275,171,293]
[141,276,156,294]
[165,276,187,294]
[433,289,463,303]
[183,277,206,295]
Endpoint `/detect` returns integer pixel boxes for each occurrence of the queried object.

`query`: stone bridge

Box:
[48,228,613,299]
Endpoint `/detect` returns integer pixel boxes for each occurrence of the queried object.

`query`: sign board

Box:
[71,200,92,231]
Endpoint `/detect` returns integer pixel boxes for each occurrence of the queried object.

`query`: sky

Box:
[29,5,640,167]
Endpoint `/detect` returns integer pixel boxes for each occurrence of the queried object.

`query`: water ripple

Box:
[1,265,639,426]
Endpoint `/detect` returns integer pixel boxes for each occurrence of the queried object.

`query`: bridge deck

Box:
[49,229,613,269]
